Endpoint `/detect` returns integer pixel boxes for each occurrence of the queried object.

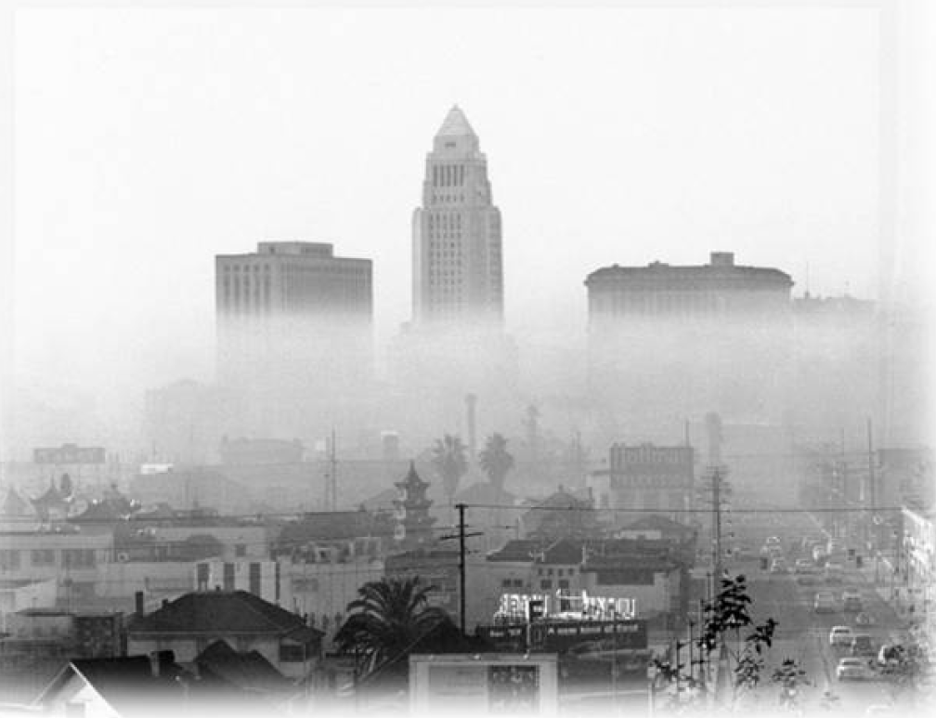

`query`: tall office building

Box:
[412,106,503,328]
[384,107,517,444]
[215,241,373,440]
[584,252,794,437]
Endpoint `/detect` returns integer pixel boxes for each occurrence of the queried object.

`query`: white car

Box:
[837,657,874,681]
[830,626,855,647]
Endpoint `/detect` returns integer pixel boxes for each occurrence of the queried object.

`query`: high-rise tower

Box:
[412,106,503,328]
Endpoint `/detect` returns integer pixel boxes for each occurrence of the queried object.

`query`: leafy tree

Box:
[772,657,810,712]
[431,434,468,505]
[653,574,780,710]
[879,640,932,707]
[334,576,451,678]
[479,433,514,492]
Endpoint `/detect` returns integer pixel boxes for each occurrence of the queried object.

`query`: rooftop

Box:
[436,105,476,137]
[586,252,793,287]
[129,590,321,640]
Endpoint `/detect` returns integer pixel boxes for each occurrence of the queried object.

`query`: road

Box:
[719,507,909,716]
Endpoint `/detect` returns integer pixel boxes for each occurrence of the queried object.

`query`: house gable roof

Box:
[129,591,322,640]
[194,640,294,695]
[34,656,187,717]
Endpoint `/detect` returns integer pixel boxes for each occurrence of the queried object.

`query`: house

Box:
[127,590,323,681]
[193,639,297,704]
[519,488,604,541]
[32,654,190,718]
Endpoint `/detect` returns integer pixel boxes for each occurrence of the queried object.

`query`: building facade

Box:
[412,106,503,328]
[607,444,695,514]
[585,252,794,436]
[215,241,373,440]
[586,251,792,323]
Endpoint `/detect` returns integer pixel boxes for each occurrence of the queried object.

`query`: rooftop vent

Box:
[710,252,735,267]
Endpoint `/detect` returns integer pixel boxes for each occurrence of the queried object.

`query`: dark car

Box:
[850,634,876,657]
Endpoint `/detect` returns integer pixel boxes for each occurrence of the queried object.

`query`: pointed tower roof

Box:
[396,461,428,490]
[436,105,476,137]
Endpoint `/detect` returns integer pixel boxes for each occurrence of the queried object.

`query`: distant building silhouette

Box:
[585,251,792,324]
[214,241,374,440]
[585,252,794,437]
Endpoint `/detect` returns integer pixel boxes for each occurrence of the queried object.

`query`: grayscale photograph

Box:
[0,1,933,717]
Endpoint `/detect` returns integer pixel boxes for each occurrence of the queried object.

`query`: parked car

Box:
[850,634,876,656]
[797,572,819,586]
[830,625,855,647]
[813,545,828,563]
[770,558,789,574]
[843,589,863,612]
[815,592,837,614]
[854,612,875,627]
[824,563,845,583]
[794,558,814,573]
[836,657,874,681]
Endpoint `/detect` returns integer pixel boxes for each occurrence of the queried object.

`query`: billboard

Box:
[495,590,636,622]
[33,444,106,465]
[410,654,558,716]
[477,619,649,654]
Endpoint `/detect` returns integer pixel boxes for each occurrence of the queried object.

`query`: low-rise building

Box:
[127,590,323,681]
[607,443,695,515]
[0,529,113,608]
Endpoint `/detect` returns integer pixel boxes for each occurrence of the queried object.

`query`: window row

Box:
[0,548,99,569]
[223,264,271,273]
[432,164,465,187]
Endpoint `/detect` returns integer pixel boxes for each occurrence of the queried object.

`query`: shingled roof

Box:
[129,590,322,642]
[194,640,294,696]
[34,655,189,717]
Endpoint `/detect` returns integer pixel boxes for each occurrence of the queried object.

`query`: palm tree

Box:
[431,434,468,505]
[334,576,450,676]
[479,433,514,493]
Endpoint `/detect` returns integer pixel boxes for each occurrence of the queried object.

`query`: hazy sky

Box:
[11,5,890,407]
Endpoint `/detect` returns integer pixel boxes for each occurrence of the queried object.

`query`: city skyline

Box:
[7,6,902,427]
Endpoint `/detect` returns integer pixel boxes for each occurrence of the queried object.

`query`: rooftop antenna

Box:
[804,261,811,298]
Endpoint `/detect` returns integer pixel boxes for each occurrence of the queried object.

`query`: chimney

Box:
[709,251,734,267]
[134,591,144,617]
[161,599,169,609]
[149,650,175,677]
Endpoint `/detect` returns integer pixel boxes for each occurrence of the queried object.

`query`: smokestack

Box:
[134,591,144,617]
[465,394,478,462]
[705,412,723,466]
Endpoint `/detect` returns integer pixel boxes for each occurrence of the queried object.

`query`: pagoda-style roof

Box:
[31,479,71,508]
[395,462,428,491]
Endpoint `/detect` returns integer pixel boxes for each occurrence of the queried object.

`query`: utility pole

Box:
[867,418,875,549]
[458,503,466,636]
[713,467,724,590]
[440,503,482,636]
